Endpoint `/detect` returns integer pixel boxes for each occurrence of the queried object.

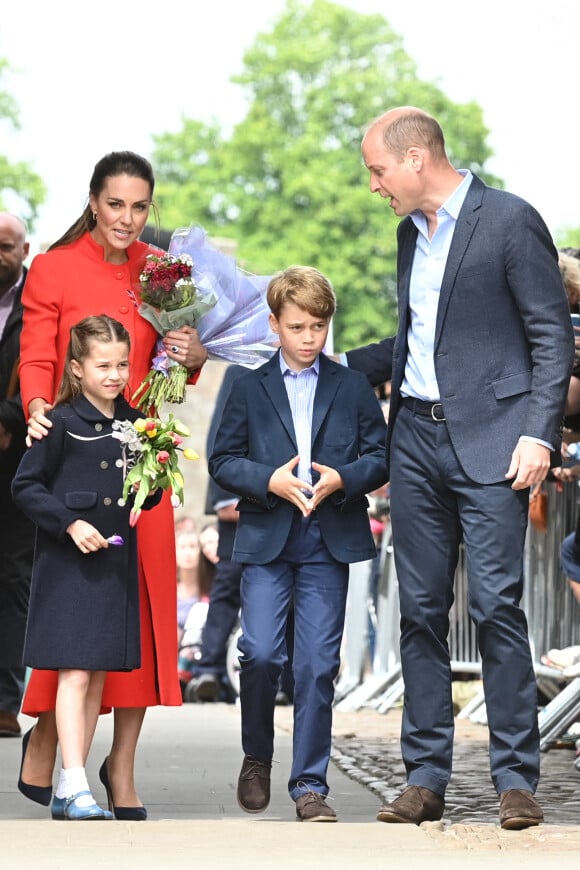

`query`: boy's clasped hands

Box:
[268,455,344,517]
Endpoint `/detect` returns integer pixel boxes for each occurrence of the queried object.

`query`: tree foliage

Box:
[555,227,580,250]
[151,0,499,349]
[0,59,46,227]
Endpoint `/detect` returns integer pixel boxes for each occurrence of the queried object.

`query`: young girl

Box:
[12,315,161,821]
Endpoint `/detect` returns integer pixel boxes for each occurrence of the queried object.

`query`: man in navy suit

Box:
[210,266,387,822]
[347,107,574,829]
[0,213,34,737]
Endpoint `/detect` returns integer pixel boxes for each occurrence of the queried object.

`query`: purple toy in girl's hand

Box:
[106,535,124,546]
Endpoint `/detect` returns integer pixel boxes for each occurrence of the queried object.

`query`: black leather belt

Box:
[402,397,446,421]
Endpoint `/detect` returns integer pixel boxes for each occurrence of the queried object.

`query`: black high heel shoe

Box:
[99,758,147,821]
[18,727,53,806]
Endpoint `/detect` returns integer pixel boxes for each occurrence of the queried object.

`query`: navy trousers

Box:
[389,404,539,796]
[196,558,295,700]
[197,558,243,676]
[0,498,33,715]
[238,512,348,800]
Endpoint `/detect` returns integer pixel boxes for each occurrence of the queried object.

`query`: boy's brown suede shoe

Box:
[295,790,337,822]
[499,789,543,829]
[376,785,444,824]
[236,755,271,813]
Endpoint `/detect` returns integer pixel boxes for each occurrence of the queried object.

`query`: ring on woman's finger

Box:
[170,345,179,353]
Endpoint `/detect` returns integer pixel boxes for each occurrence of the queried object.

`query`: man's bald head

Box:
[0,213,29,294]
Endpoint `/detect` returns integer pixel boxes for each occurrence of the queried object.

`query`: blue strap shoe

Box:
[51,791,113,821]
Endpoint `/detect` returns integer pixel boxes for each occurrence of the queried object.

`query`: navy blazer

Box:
[204,364,246,560]
[347,175,575,484]
[209,351,387,565]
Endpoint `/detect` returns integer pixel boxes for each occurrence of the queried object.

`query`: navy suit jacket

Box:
[347,175,575,484]
[209,351,388,565]
[204,364,247,560]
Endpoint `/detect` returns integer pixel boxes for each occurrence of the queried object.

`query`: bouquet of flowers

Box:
[169,225,280,368]
[112,415,198,526]
[131,251,217,412]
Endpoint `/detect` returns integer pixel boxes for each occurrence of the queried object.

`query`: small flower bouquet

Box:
[131,252,217,412]
[112,415,198,526]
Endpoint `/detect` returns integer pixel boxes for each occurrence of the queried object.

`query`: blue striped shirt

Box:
[279,352,319,486]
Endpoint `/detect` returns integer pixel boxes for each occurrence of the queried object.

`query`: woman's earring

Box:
[93,212,97,222]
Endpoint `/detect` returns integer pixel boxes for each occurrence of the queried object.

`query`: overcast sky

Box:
[1,0,578,255]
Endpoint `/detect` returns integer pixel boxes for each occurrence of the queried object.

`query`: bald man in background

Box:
[0,213,34,736]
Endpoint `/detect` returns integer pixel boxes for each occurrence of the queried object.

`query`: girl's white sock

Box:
[55,766,95,805]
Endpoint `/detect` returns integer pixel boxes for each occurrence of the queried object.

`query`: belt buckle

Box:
[431,403,445,421]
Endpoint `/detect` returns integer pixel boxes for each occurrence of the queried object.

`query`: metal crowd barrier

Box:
[336,481,580,750]
[526,481,580,749]
[525,481,580,656]
[335,527,403,712]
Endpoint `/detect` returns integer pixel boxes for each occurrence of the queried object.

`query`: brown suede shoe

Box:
[376,785,444,824]
[296,790,337,822]
[499,789,543,830]
[237,755,272,813]
[0,711,21,737]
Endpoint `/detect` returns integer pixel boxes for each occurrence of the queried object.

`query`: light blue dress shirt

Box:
[401,170,472,401]
[279,352,319,487]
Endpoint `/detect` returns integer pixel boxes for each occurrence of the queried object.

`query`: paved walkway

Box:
[0,703,579,868]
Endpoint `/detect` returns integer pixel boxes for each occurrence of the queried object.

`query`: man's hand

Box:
[505,440,551,490]
[551,441,580,482]
[551,463,580,483]
[268,456,314,516]
[310,461,344,510]
[67,520,108,554]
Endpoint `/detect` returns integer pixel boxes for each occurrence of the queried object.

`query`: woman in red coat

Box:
[17,151,207,819]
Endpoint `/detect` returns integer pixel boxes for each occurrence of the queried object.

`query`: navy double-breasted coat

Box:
[12,394,160,671]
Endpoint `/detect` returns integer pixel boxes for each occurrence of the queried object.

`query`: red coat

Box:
[20,232,183,710]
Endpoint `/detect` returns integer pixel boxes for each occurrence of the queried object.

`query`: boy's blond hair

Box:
[267,266,336,320]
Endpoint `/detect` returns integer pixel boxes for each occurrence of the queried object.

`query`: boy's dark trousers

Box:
[238,511,348,800]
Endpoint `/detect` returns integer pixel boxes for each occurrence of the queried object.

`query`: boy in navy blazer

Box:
[209,266,387,821]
